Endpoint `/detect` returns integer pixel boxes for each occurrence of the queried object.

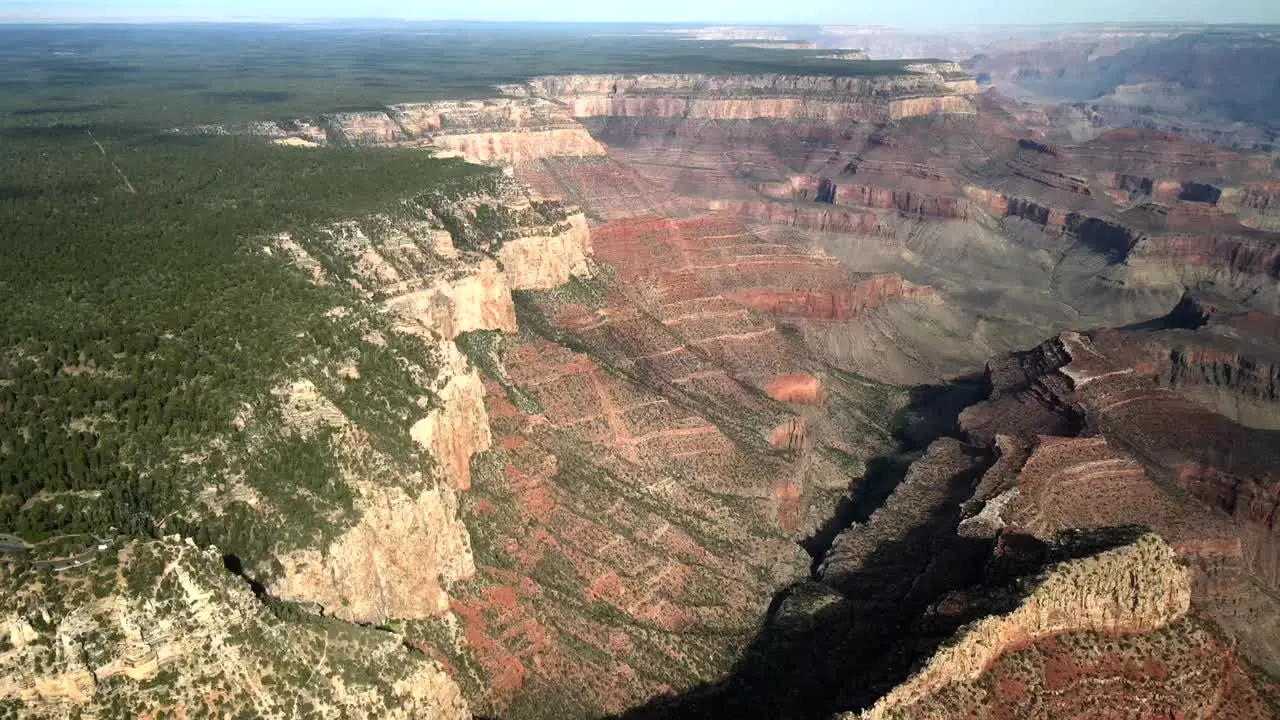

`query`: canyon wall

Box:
[261,178,597,628]
[727,273,935,322]
[0,538,471,719]
[854,534,1192,720]
[495,212,594,290]
[508,70,978,122]
[230,98,608,166]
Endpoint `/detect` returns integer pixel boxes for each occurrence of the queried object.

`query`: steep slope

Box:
[851,535,1271,720]
[428,215,918,716]
[0,142,601,717]
[0,537,469,720]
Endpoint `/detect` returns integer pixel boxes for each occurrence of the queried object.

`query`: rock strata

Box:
[507,71,978,122]
[0,538,470,719]
[853,534,1192,720]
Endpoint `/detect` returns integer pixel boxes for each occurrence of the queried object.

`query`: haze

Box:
[5,0,1280,25]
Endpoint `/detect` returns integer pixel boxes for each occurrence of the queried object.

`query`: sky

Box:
[2,0,1279,25]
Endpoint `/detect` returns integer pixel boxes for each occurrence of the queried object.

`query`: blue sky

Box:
[2,0,1278,24]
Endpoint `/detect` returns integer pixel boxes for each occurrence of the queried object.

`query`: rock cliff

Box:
[853,534,1192,720]
[259,172,596,627]
[506,71,978,122]
[0,538,470,719]
[222,98,608,166]
[495,212,593,290]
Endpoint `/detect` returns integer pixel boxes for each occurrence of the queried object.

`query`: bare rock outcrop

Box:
[1,538,470,719]
[765,373,824,404]
[495,211,593,289]
[226,98,608,166]
[272,479,475,623]
[383,256,519,337]
[389,99,607,164]
[260,177,597,627]
[853,533,1191,720]
[508,71,978,123]
[411,340,493,490]
[961,328,1280,594]
[728,272,935,322]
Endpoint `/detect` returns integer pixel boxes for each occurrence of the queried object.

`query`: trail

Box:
[87,130,137,195]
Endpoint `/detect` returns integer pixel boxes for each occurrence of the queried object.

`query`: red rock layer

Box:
[712,201,887,235]
[591,216,935,342]
[833,184,970,219]
[764,374,823,405]
[887,619,1274,720]
[1001,435,1244,597]
[726,274,934,323]
[1132,233,1280,275]
[447,216,929,716]
[453,368,811,716]
[966,332,1280,592]
[514,156,693,221]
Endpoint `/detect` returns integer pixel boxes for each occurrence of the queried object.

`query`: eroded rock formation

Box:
[854,534,1194,720]
[507,69,978,123]
[0,538,471,719]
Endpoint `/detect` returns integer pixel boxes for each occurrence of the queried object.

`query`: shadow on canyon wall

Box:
[608,375,999,720]
[802,375,990,562]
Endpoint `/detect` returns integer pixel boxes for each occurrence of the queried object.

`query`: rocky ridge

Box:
[262,173,596,622]
[0,537,470,719]
[502,68,978,123]
[191,98,607,166]
[852,533,1193,720]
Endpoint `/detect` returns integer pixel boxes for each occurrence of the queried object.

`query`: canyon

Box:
[295,55,1280,718]
[6,26,1280,720]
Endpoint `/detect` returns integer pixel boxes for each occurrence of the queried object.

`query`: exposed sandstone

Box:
[834,183,969,219]
[713,200,885,234]
[1,538,470,719]
[261,343,486,623]
[510,71,977,123]
[513,71,977,99]
[964,330,1280,593]
[431,128,605,165]
[854,534,1191,720]
[325,111,401,144]
[411,340,493,490]
[256,181,600,633]
[271,478,474,622]
[561,95,975,123]
[768,416,809,450]
[964,434,1245,599]
[383,257,518,337]
[495,211,593,289]
[1125,231,1280,285]
[728,273,935,321]
[260,98,608,166]
[765,373,823,404]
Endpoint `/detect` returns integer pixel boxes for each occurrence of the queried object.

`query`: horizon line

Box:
[2,18,1278,28]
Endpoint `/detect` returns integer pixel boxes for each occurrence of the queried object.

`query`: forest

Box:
[0,122,486,558]
[0,23,917,132]
[0,21,915,561]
